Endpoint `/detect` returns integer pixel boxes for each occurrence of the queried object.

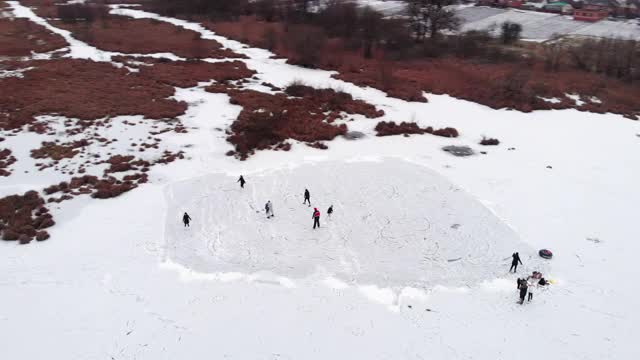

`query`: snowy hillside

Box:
[1,1,640,359]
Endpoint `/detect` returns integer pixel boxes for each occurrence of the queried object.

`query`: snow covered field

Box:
[458,7,640,40]
[2,1,640,359]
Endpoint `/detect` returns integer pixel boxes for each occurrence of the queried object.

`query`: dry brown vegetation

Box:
[0,16,67,57]
[375,121,459,138]
[209,83,384,159]
[0,191,52,244]
[52,14,244,59]
[0,59,187,130]
[135,59,256,88]
[31,139,90,161]
[206,16,640,119]
[0,148,16,176]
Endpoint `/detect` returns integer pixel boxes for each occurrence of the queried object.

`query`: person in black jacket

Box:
[304,189,311,206]
[183,212,192,227]
[237,175,246,188]
[312,208,320,229]
[265,200,274,218]
[510,252,523,273]
[518,280,528,305]
[327,205,333,218]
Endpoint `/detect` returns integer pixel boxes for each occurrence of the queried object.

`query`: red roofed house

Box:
[501,0,525,7]
[573,4,609,21]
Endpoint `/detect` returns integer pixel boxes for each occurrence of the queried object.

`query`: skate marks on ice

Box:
[164,159,541,288]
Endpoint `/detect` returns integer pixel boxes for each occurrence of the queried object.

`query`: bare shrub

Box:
[284,25,327,67]
[501,22,522,45]
[480,137,500,146]
[56,3,108,24]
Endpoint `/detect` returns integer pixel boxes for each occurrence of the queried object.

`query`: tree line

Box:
[147,1,640,83]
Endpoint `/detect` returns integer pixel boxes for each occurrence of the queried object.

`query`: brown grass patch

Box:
[0,2,67,57]
[51,14,243,59]
[0,190,52,244]
[0,148,16,176]
[375,121,459,138]
[31,139,90,161]
[0,58,186,131]
[135,59,256,88]
[212,84,384,159]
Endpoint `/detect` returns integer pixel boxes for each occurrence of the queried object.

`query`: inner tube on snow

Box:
[539,249,553,259]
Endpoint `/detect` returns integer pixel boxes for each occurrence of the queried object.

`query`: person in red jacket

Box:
[312,208,320,229]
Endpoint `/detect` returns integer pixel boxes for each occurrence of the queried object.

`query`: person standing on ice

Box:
[327,205,333,218]
[237,175,246,188]
[510,252,523,273]
[265,200,274,218]
[527,279,535,302]
[304,189,311,206]
[182,212,192,227]
[518,279,528,305]
[312,208,320,229]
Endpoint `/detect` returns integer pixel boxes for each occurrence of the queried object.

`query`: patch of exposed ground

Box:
[0,190,52,244]
[43,150,183,204]
[116,57,257,88]
[0,58,186,130]
[51,14,245,59]
[0,1,67,57]
[31,139,90,161]
[0,148,16,176]
[374,121,459,138]
[207,83,384,159]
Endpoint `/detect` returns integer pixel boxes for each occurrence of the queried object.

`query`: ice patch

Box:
[163,159,543,288]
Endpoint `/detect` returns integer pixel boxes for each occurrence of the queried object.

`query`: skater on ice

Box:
[518,279,528,304]
[183,212,192,227]
[237,175,246,188]
[304,189,311,206]
[312,208,320,229]
[510,252,523,273]
[327,205,333,218]
[527,279,535,302]
[265,200,274,218]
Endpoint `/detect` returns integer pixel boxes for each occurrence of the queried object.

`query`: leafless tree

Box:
[360,6,384,58]
[406,0,460,41]
[542,35,564,72]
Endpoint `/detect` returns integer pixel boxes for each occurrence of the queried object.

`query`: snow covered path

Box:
[1,2,640,359]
